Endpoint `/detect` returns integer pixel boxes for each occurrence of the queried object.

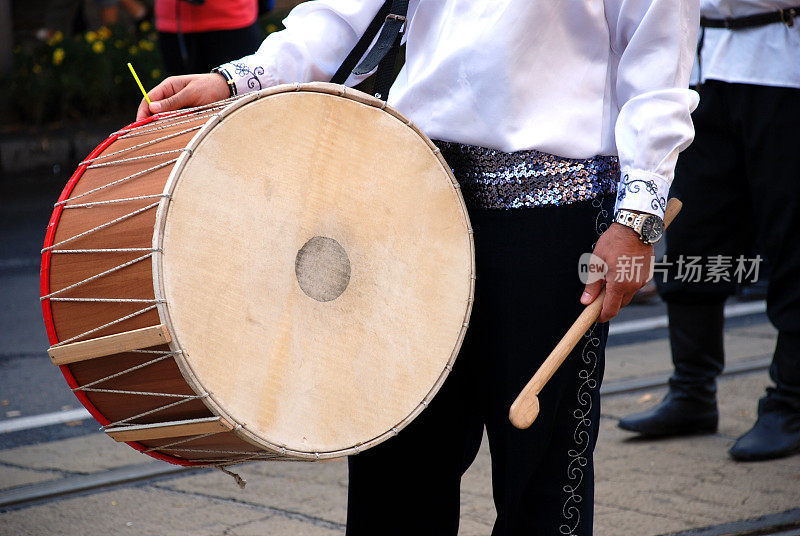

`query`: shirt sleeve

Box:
[216,0,385,95]
[606,0,700,219]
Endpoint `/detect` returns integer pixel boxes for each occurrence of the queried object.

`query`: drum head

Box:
[156,84,473,456]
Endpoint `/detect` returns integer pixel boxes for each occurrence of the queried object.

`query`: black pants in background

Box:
[158,22,262,76]
[658,80,800,405]
[346,196,613,536]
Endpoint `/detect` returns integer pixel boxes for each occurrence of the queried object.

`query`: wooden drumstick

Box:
[508,198,683,430]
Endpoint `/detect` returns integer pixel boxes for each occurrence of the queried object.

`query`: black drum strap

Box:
[329,0,409,101]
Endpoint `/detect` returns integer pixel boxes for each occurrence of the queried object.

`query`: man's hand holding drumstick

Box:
[136,74,230,121]
[510,199,683,429]
[583,217,655,322]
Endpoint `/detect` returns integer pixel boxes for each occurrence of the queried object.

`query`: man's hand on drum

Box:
[581,222,654,323]
[136,73,230,120]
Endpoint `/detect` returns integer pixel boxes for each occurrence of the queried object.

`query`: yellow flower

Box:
[139,20,151,32]
[47,30,64,46]
[32,64,42,74]
[52,48,65,66]
[138,39,154,51]
[85,31,97,43]
[128,45,138,55]
[114,39,124,49]
[150,68,161,79]
[97,26,112,40]
[92,41,105,53]
[266,23,278,33]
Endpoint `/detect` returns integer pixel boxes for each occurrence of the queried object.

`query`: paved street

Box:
[1,178,100,449]
[1,175,798,535]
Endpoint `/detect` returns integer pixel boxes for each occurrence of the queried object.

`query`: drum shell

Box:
[41,111,266,465]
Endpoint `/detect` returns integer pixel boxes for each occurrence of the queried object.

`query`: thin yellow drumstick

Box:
[127,62,151,104]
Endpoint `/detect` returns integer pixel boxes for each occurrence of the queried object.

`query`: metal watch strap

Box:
[211,67,237,98]
[615,210,639,230]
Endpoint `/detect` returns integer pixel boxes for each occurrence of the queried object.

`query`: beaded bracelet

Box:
[211,67,237,98]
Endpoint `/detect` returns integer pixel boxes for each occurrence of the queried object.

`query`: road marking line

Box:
[610,300,766,336]
[0,258,40,270]
[0,408,91,434]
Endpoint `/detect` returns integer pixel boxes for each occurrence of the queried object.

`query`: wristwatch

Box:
[614,209,664,245]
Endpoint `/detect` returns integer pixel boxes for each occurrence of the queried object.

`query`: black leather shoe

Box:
[618,392,718,437]
[729,398,800,461]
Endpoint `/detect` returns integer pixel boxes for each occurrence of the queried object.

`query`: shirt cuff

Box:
[614,169,670,220]
[215,59,280,96]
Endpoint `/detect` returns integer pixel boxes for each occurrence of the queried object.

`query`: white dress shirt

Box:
[693,0,800,88]
[219,0,700,219]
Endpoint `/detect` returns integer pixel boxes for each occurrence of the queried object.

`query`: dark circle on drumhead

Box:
[295,236,351,302]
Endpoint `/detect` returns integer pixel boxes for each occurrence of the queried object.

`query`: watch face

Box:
[641,216,664,243]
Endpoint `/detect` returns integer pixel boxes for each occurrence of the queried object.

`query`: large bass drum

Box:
[41,83,474,466]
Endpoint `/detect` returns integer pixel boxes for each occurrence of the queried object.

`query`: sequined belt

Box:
[435,141,619,210]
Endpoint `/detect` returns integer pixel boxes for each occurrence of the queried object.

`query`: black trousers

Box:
[158,22,262,76]
[346,196,612,535]
[657,80,800,404]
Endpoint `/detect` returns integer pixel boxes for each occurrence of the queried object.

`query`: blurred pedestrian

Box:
[618,0,800,462]
[98,0,150,26]
[37,0,151,41]
[155,0,264,75]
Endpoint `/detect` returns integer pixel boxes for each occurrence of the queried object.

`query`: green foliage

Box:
[1,14,288,126]
[1,23,163,125]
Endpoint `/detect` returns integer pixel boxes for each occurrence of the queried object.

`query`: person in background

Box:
[38,0,151,39]
[618,0,800,462]
[98,0,150,26]
[155,0,265,75]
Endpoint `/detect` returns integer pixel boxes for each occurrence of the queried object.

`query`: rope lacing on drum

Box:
[137,426,285,482]
[41,252,157,298]
[43,204,161,253]
[49,298,164,303]
[117,113,219,139]
[75,350,178,391]
[48,304,159,347]
[83,148,190,169]
[55,160,177,206]
[109,95,240,137]
[80,128,201,166]
[50,248,157,253]
[217,466,247,488]
[59,347,212,432]
[140,429,218,453]
[62,194,170,209]
[163,448,284,456]
[99,395,208,429]
[80,388,194,398]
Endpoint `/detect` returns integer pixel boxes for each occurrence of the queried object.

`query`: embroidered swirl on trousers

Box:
[559,196,608,536]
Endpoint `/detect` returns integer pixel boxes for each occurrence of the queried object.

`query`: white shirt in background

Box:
[693,0,800,88]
